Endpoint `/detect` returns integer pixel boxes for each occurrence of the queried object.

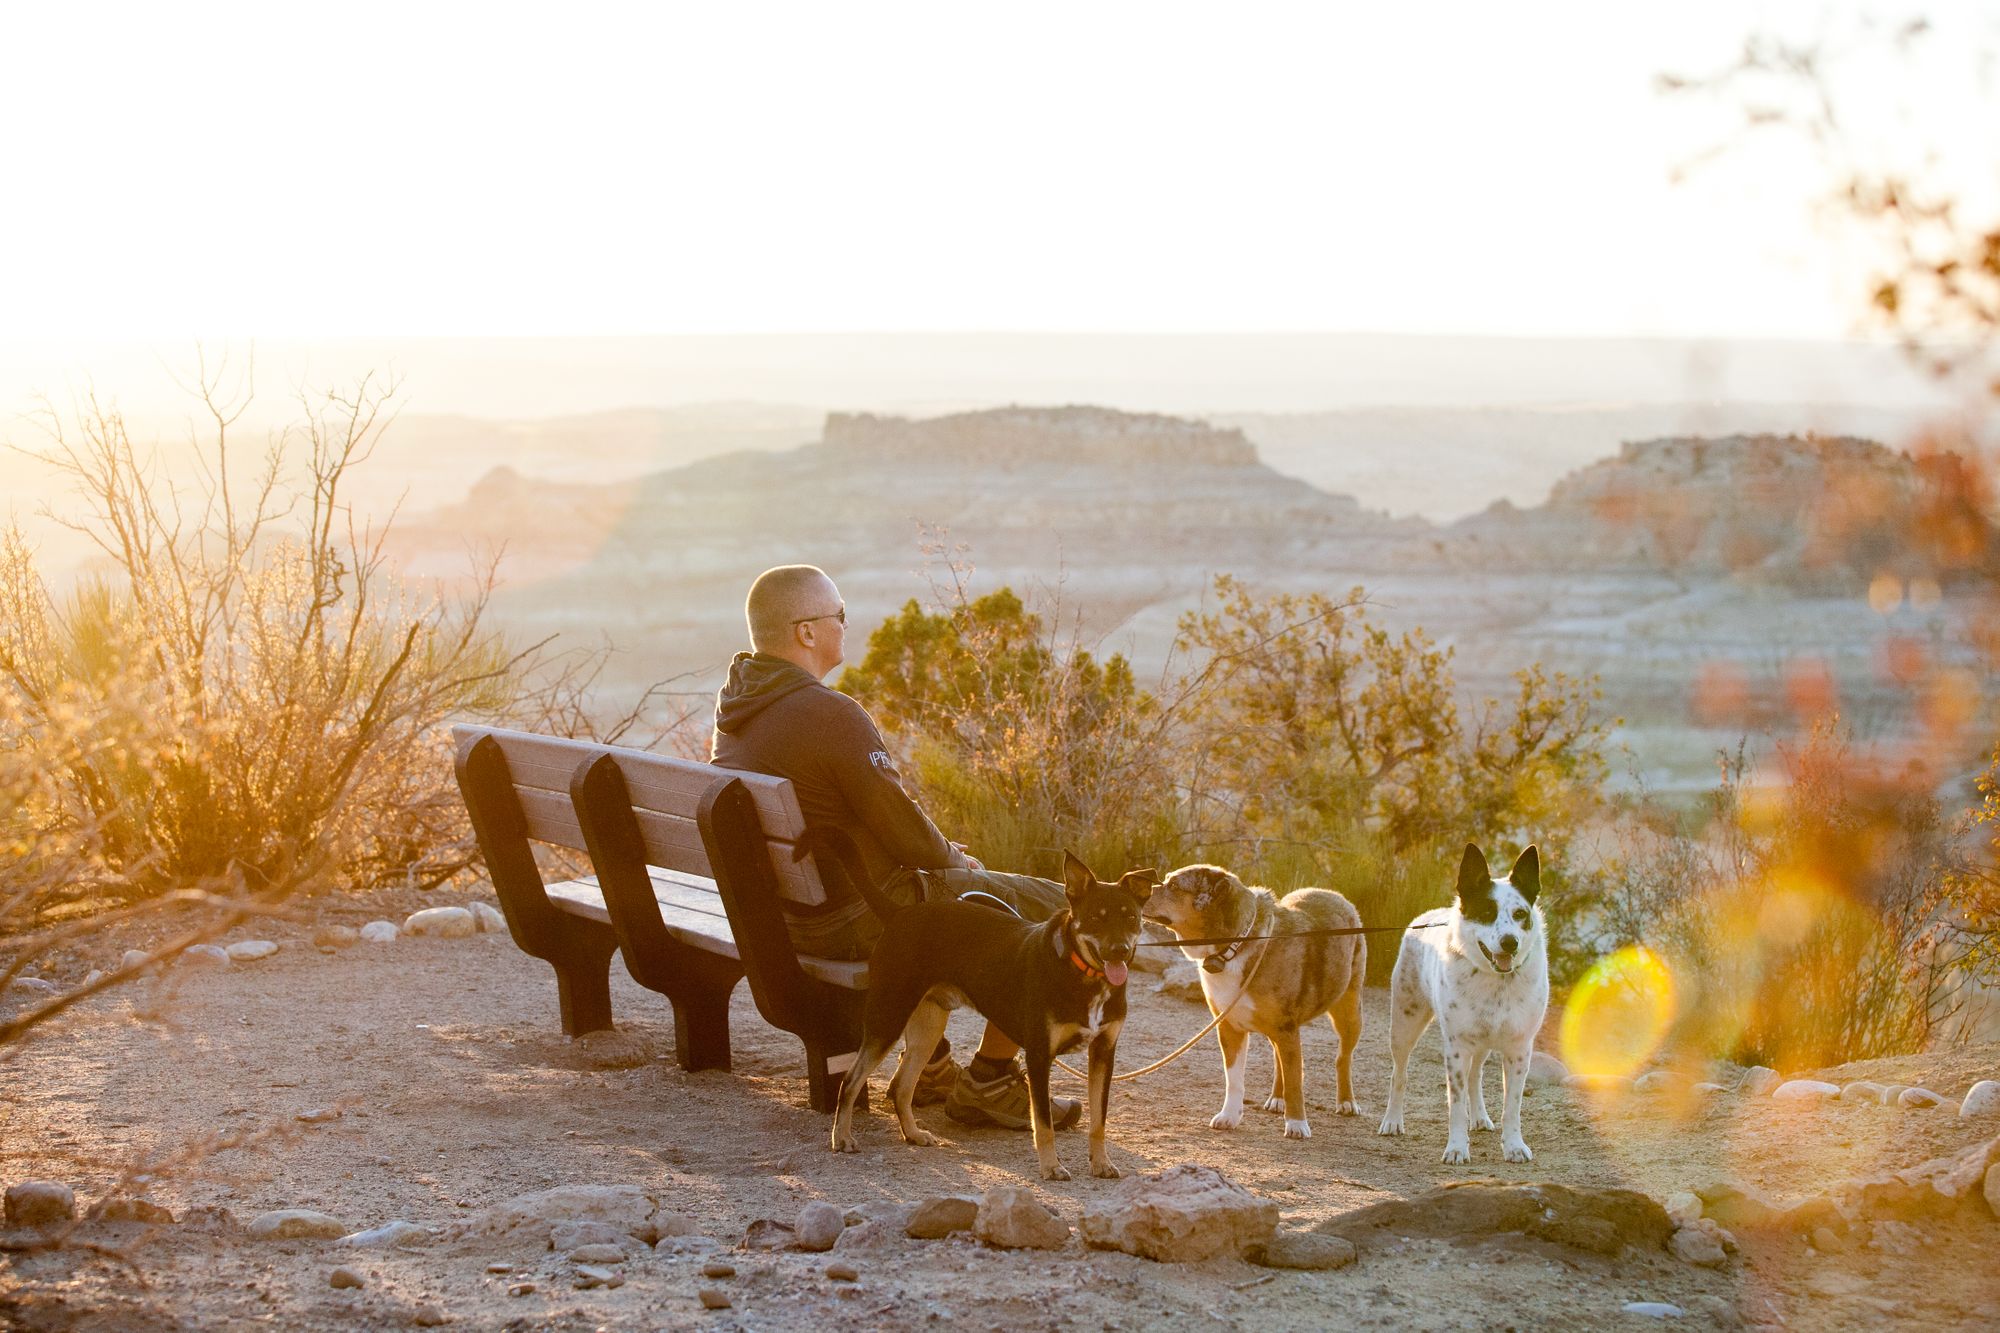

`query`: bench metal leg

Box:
[554,940,618,1037]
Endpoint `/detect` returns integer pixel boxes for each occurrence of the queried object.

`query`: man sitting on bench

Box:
[711,563,1082,1131]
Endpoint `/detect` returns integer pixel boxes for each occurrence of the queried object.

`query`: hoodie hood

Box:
[713,652,823,735]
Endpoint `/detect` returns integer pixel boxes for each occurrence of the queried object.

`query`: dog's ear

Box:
[1509,845,1540,904]
[1062,850,1096,905]
[1118,868,1157,904]
[1455,843,1492,909]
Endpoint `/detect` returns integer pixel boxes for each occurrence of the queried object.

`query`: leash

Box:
[1051,939,1270,1085]
[1135,921,1446,949]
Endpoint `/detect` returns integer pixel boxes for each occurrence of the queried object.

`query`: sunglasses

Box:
[791,606,846,626]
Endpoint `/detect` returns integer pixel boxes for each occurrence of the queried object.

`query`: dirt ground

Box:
[4,890,1999,1331]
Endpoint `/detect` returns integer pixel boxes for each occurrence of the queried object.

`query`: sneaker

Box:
[912,1049,960,1106]
[945,1056,1084,1131]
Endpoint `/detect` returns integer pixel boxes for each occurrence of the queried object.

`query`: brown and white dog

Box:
[1143,865,1365,1139]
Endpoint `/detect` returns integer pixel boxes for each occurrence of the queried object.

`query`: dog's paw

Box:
[830,1131,859,1154]
[1209,1107,1243,1131]
[902,1128,939,1148]
[1282,1118,1312,1140]
[1440,1142,1471,1165]
[1336,1099,1360,1117]
[1377,1113,1404,1136]
[1091,1160,1122,1180]
[1042,1161,1073,1182]
[1261,1096,1286,1114]
[1503,1138,1533,1164]
[1474,1112,1496,1132]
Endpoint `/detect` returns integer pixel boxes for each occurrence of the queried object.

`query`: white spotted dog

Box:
[1378,844,1548,1165]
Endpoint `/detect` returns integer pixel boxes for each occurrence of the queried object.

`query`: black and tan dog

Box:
[1144,864,1365,1139]
[825,849,1151,1181]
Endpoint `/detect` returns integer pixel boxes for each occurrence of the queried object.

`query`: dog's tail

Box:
[792,826,905,921]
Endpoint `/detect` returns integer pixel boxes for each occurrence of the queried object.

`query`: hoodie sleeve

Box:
[817,693,968,871]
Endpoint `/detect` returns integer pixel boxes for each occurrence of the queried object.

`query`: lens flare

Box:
[1560,946,1676,1079]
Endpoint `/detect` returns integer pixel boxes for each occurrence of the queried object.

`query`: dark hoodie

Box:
[710,652,965,892]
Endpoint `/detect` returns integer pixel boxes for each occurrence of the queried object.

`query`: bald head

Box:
[746,564,844,656]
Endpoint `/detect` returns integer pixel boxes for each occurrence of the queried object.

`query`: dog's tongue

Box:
[1105,960,1129,987]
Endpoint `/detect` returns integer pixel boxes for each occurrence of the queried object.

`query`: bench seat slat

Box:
[546,868,866,989]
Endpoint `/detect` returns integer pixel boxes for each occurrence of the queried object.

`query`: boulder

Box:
[312,924,360,949]
[1960,1081,2000,1118]
[4,1181,76,1229]
[744,1219,795,1250]
[359,921,399,944]
[247,1209,349,1240]
[1623,1303,1686,1319]
[449,1185,688,1248]
[1248,1231,1356,1271]
[832,1220,898,1251]
[181,944,231,967]
[974,1186,1069,1251]
[1740,1066,1781,1096]
[404,907,476,939]
[1898,1087,1946,1109]
[329,1266,364,1290]
[1839,1080,1887,1103]
[1526,1051,1570,1085]
[119,949,152,970]
[1318,1181,1670,1257]
[549,1220,629,1252]
[794,1201,844,1252]
[905,1195,979,1239]
[225,940,279,962]
[1154,961,1203,1002]
[5,977,57,996]
[843,1199,914,1230]
[1663,1191,1702,1229]
[1772,1080,1840,1103]
[1079,1165,1277,1262]
[1670,1225,1727,1267]
[338,1220,434,1248]
[566,1243,628,1263]
[467,902,507,933]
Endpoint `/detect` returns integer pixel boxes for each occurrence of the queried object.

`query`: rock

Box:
[792,1200,840,1248]
[549,1219,629,1252]
[1894,1137,2000,1204]
[842,1199,913,1230]
[655,1234,721,1256]
[1321,1181,1672,1257]
[5,1181,76,1229]
[1694,1181,1780,1229]
[180,1205,238,1231]
[181,943,231,967]
[1622,1303,1685,1319]
[1840,1080,1887,1103]
[80,970,105,988]
[448,1185,683,1248]
[1739,1067,1781,1096]
[567,1243,628,1263]
[905,1195,980,1239]
[1129,923,1173,973]
[699,1289,732,1310]
[831,1220,896,1251]
[1898,1087,1945,1109]
[701,1261,736,1279]
[1670,1226,1727,1267]
[825,1261,859,1281]
[93,1197,174,1224]
[1879,1083,1909,1105]
[312,924,360,949]
[120,949,152,970]
[1154,961,1203,1002]
[295,1106,342,1124]
[410,1304,448,1327]
[1561,1073,1634,1095]
[1960,1081,2000,1118]
[1248,1231,1356,1271]
[571,1264,622,1289]
[1526,1051,1570,1085]
[5,976,57,996]
[1632,1070,1679,1094]
[247,1209,349,1240]
[485,1264,513,1274]
[404,906,476,939]
[467,901,507,933]
[329,1266,364,1289]
[974,1186,1070,1251]
[1695,1217,1738,1253]
[226,940,279,961]
[1772,1080,1840,1103]
[339,1220,434,1248]
[507,1283,535,1298]
[1079,1164,1277,1262]
[359,921,399,944]
[1663,1191,1702,1229]
[744,1218,795,1250]
[1690,1082,1729,1096]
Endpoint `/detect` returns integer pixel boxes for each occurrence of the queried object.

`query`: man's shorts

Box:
[783,865,1067,962]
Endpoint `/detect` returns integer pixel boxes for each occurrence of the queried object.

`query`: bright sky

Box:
[0,1,1984,339]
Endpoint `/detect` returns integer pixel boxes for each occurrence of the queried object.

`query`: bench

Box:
[451,724,871,1111]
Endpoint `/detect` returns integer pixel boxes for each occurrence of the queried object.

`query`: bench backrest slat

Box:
[451,724,829,908]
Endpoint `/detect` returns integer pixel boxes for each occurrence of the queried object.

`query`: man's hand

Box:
[952,842,984,871]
